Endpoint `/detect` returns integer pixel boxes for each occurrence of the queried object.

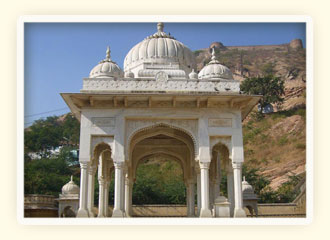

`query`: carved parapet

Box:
[82,78,240,93]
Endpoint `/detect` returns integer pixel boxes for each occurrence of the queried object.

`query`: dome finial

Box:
[211,46,216,61]
[243,176,246,181]
[106,46,111,61]
[157,22,164,32]
[70,175,73,182]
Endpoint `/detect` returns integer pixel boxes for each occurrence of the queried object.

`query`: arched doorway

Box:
[127,124,196,217]
[86,142,114,217]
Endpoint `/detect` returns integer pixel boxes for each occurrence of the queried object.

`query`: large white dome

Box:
[123,23,196,78]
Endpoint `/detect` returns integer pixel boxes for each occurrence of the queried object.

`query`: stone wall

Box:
[24,194,306,217]
[24,194,58,217]
[255,203,306,217]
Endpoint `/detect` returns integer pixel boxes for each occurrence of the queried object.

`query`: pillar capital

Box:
[125,176,133,186]
[80,162,89,169]
[98,177,106,185]
[199,162,210,170]
[232,162,243,169]
[114,162,125,169]
[88,165,97,174]
[194,163,201,173]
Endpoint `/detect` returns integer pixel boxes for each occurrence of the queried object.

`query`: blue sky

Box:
[24,22,306,126]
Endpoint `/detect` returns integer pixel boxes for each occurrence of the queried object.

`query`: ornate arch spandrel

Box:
[126,119,198,159]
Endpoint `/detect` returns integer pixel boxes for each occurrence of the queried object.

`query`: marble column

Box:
[209,179,215,209]
[199,162,212,217]
[187,179,195,217]
[214,152,221,199]
[77,162,90,217]
[112,162,125,217]
[104,180,110,217]
[232,162,246,217]
[121,165,127,214]
[196,171,201,216]
[124,175,133,217]
[227,168,235,217]
[87,165,96,217]
[97,177,106,217]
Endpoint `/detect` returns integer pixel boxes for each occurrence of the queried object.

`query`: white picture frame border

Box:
[17,15,313,225]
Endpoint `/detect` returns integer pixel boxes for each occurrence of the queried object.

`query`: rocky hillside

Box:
[195,39,306,190]
[195,39,306,111]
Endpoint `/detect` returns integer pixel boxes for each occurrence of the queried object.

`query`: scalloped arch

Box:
[127,122,198,159]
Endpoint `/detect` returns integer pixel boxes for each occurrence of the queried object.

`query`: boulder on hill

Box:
[289,39,303,49]
[209,42,227,51]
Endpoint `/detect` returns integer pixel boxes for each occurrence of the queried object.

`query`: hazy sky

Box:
[24,22,306,126]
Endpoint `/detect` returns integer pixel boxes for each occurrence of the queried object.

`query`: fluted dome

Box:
[124,23,196,78]
[198,47,233,80]
[242,176,258,200]
[62,176,79,195]
[242,177,254,194]
[189,69,198,79]
[89,47,123,78]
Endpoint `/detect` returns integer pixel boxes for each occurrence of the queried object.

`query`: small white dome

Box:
[124,70,134,78]
[242,177,254,194]
[189,69,198,79]
[89,46,123,78]
[242,176,258,200]
[62,176,79,195]
[198,47,233,80]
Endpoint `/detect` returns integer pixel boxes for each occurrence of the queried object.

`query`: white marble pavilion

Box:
[61,22,260,218]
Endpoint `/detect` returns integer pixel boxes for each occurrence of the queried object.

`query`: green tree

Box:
[24,147,78,196]
[25,116,63,157]
[24,114,80,159]
[240,74,285,114]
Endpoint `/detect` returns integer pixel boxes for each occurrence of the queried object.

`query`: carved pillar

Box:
[199,162,212,217]
[209,179,215,209]
[186,179,195,217]
[227,167,235,217]
[77,162,90,217]
[196,169,201,216]
[121,165,127,214]
[97,177,106,217]
[87,165,97,217]
[124,175,133,217]
[104,180,110,217]
[232,162,246,217]
[112,162,125,217]
[214,152,221,199]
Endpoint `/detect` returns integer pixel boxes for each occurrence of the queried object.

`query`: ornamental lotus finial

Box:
[157,22,164,32]
[106,46,111,61]
[211,46,216,61]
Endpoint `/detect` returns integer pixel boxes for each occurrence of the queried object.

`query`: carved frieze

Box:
[92,117,115,127]
[208,118,232,128]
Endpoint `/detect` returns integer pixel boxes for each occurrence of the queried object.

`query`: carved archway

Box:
[126,122,198,158]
